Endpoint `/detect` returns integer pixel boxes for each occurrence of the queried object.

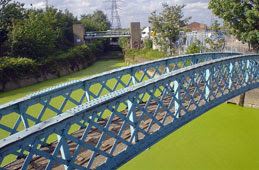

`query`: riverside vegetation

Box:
[0,0,112,91]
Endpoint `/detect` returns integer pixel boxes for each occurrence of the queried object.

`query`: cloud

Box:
[17,0,214,28]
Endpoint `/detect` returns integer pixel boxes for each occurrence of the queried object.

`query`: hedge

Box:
[0,44,99,88]
[0,57,37,82]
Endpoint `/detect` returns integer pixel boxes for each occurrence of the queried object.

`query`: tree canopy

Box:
[9,10,59,59]
[0,0,111,60]
[205,20,225,52]
[0,0,25,56]
[148,3,190,55]
[81,10,111,31]
[209,0,259,51]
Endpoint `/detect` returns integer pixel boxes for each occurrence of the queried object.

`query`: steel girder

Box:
[0,53,240,140]
[0,54,258,169]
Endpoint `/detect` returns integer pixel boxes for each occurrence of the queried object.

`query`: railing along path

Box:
[0,53,258,169]
[0,52,239,140]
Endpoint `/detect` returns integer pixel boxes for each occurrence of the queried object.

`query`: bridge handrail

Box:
[0,52,241,139]
[0,52,240,108]
[0,54,258,169]
[1,54,257,146]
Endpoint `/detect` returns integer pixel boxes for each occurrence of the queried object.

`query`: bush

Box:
[119,37,129,50]
[0,57,37,82]
[0,44,99,86]
[144,38,153,49]
[185,40,206,54]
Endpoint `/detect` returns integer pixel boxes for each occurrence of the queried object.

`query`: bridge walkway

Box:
[0,53,258,170]
[4,79,243,169]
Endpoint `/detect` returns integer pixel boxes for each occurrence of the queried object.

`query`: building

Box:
[141,27,151,39]
[185,22,207,32]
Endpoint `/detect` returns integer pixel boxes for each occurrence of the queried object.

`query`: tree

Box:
[0,0,25,56]
[148,3,190,55]
[8,10,59,60]
[205,20,225,52]
[43,7,77,50]
[209,0,259,51]
[186,40,205,54]
[81,10,111,31]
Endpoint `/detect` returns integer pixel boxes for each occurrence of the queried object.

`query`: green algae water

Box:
[120,104,259,170]
[0,58,258,169]
[0,59,126,104]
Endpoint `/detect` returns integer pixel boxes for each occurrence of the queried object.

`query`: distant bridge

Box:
[84,31,130,39]
[0,53,258,169]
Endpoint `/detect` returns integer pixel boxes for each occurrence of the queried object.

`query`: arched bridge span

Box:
[0,53,258,169]
[0,53,240,140]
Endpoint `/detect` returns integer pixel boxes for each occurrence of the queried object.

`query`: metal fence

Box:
[0,53,240,141]
[0,54,258,169]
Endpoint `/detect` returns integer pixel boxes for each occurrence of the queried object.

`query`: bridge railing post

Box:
[128,97,138,143]
[192,55,197,65]
[228,63,233,90]
[205,68,211,101]
[165,60,170,73]
[245,59,250,83]
[84,82,91,103]
[19,103,29,130]
[174,80,180,118]
[192,55,198,82]
[129,68,138,143]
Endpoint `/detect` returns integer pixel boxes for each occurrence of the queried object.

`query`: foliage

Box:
[81,10,111,31]
[144,38,153,49]
[148,3,190,55]
[205,20,225,52]
[43,7,77,50]
[0,0,25,56]
[0,44,98,86]
[185,40,205,54]
[1,2,109,61]
[0,57,36,82]
[209,0,259,51]
[6,6,78,60]
[8,10,59,60]
[49,45,95,63]
[119,37,129,50]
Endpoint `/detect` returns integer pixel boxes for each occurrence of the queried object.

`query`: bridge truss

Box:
[0,53,258,169]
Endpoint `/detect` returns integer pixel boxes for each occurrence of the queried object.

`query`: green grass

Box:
[120,103,259,170]
[125,48,167,61]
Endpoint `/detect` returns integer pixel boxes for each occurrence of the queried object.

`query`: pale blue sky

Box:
[16,0,215,28]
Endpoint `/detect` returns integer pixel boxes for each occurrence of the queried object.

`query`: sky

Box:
[16,0,216,28]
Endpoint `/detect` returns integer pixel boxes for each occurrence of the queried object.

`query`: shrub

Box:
[144,38,153,49]
[0,57,37,82]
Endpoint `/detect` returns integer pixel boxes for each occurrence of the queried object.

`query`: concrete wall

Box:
[227,88,259,109]
[130,22,141,49]
[73,24,85,46]
[0,58,96,92]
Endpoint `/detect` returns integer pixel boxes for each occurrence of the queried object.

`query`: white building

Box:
[141,27,151,39]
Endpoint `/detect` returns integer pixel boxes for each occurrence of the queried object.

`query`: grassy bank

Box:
[124,48,167,65]
[120,103,259,170]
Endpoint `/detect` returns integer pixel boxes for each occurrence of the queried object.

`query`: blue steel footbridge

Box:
[84,31,130,39]
[0,53,258,169]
